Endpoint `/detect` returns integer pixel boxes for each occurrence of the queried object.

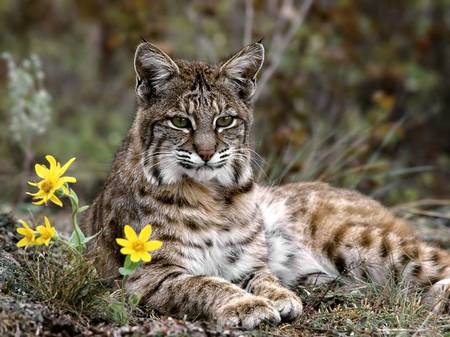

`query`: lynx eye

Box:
[216,116,234,128]
[170,116,190,129]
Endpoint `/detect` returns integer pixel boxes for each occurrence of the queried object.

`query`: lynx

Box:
[83,41,450,329]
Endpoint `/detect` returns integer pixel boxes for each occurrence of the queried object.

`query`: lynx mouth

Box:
[197,164,214,171]
[178,161,226,171]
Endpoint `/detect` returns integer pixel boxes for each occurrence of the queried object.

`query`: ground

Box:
[1,212,449,337]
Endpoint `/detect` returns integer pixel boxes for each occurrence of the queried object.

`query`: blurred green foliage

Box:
[0,0,449,206]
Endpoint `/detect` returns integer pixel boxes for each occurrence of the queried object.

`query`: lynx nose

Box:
[197,148,215,162]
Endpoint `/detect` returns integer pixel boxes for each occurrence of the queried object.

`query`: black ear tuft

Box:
[219,42,264,101]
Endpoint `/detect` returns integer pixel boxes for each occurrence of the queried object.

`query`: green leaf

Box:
[74,223,86,238]
[118,267,133,276]
[110,301,128,324]
[129,294,141,307]
[55,187,65,197]
[123,255,140,271]
[83,232,99,244]
[68,232,81,249]
[68,224,88,252]
[69,189,79,206]
[77,205,89,213]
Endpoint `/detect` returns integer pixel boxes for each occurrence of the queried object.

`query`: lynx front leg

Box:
[126,262,281,329]
[241,269,303,321]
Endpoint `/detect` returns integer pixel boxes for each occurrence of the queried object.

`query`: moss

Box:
[0,251,31,296]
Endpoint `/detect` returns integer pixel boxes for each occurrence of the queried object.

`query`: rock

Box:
[0,213,31,296]
[0,213,19,252]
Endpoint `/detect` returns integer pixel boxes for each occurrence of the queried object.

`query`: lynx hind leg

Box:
[413,243,450,313]
[424,278,450,313]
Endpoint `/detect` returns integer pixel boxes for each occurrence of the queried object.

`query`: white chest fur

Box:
[179,228,263,282]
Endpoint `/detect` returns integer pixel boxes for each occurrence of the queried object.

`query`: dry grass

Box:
[20,243,115,323]
[261,279,449,337]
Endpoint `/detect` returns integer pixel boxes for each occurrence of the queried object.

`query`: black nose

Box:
[198,148,215,162]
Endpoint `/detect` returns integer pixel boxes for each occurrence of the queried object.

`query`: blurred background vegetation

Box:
[1,0,449,210]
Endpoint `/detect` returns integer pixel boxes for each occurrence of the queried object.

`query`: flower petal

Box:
[59,157,76,176]
[17,227,33,236]
[17,238,29,247]
[50,194,63,207]
[32,199,46,206]
[18,220,31,229]
[45,155,57,170]
[43,217,55,237]
[138,225,152,242]
[144,240,163,252]
[124,225,138,241]
[35,164,49,178]
[130,252,141,263]
[120,247,134,255]
[27,191,41,197]
[36,225,45,235]
[116,238,131,247]
[60,176,77,184]
[140,252,152,263]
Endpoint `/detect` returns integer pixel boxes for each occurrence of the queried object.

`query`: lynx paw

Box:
[216,295,281,329]
[270,288,303,321]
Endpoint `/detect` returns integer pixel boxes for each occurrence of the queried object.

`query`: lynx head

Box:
[133,42,264,187]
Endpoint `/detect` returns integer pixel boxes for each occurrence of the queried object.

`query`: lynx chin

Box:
[82,41,450,329]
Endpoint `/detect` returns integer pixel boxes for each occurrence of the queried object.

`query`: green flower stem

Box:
[66,187,85,252]
[121,275,127,310]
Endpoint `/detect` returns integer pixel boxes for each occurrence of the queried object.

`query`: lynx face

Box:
[133,42,264,187]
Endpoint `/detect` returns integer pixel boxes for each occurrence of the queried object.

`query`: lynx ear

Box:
[134,42,179,99]
[219,42,264,100]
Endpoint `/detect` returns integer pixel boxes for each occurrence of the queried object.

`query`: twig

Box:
[411,310,435,337]
[391,199,450,212]
[253,0,314,101]
[243,0,254,45]
[396,208,450,220]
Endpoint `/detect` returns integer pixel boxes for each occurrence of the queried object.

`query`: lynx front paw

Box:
[216,295,281,329]
[270,288,303,321]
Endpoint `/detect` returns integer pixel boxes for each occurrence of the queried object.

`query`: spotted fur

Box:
[83,42,450,329]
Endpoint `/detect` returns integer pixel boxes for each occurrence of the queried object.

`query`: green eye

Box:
[216,116,234,128]
[171,116,190,129]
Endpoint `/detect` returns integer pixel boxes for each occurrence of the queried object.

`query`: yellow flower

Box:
[27,155,76,207]
[16,220,36,248]
[35,216,57,246]
[116,225,162,263]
